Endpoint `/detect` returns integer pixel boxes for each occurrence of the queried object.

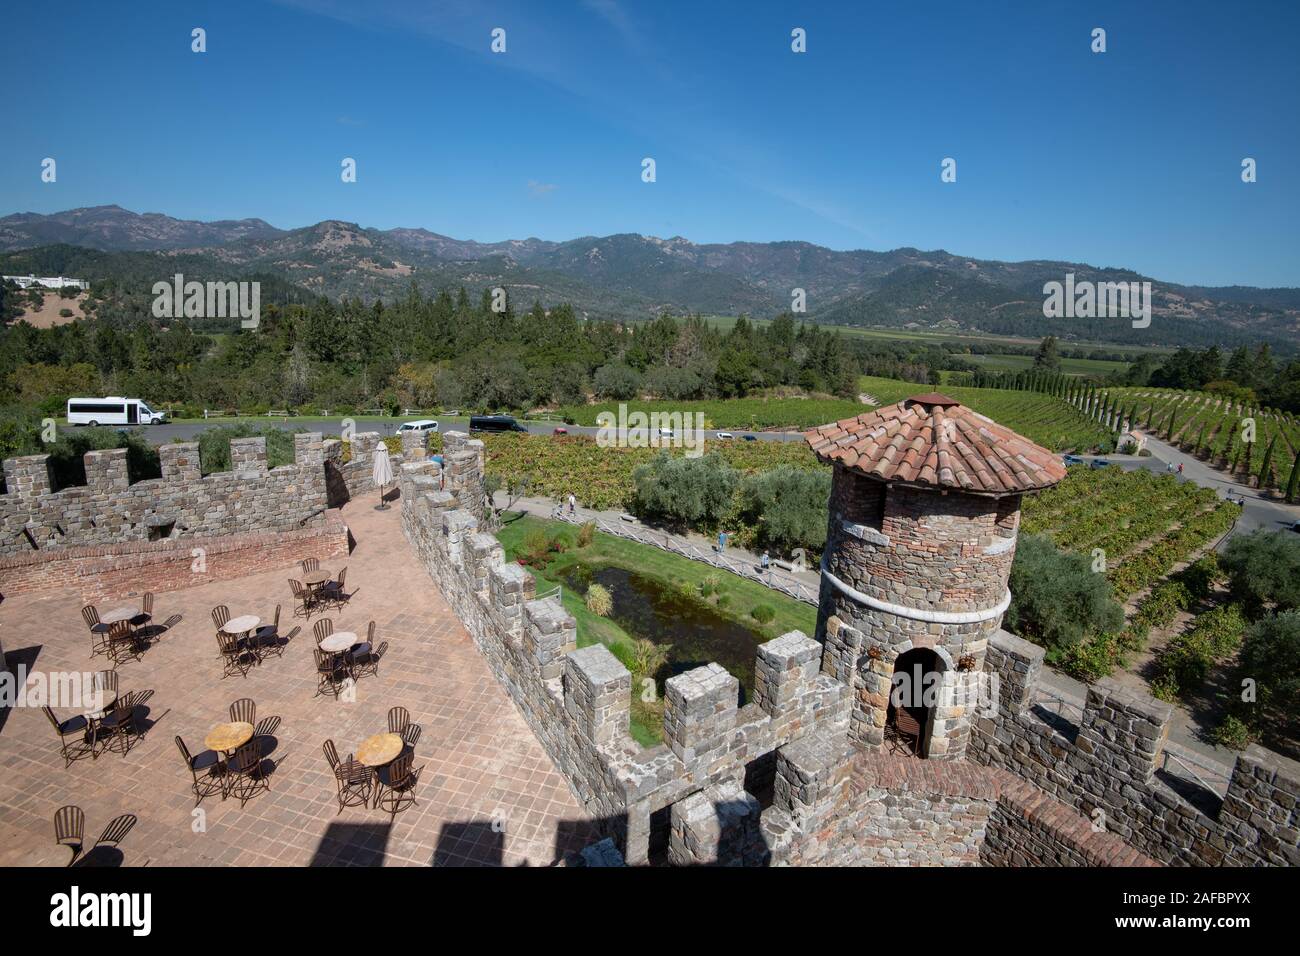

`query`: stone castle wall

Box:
[398,443,1182,867]
[970,630,1300,867]
[0,432,328,557]
[399,447,852,864]
[0,515,349,604]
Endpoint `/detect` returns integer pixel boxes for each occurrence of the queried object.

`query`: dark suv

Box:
[469,415,529,433]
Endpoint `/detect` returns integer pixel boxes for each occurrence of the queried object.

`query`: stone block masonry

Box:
[0,513,350,604]
[400,450,1170,867]
[969,630,1300,866]
[0,433,329,557]
[399,455,852,865]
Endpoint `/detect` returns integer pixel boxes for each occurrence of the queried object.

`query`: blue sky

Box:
[2,0,1298,287]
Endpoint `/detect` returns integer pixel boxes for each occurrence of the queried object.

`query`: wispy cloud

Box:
[271,0,874,243]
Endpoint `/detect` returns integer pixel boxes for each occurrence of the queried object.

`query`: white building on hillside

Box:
[2,275,90,291]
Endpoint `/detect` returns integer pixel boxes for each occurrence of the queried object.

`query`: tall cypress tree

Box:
[1257,435,1278,491]
[1286,452,1300,503]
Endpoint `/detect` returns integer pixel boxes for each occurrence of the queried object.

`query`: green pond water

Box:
[564,563,765,701]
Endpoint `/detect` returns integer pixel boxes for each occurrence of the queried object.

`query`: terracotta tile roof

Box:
[803,393,1067,495]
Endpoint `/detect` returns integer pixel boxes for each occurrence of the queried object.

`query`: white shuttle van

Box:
[66,397,166,426]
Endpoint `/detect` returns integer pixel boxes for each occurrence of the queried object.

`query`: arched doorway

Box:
[886,648,944,758]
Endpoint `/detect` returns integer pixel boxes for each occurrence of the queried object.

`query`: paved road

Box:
[1138,434,1299,537]
[94,417,806,446]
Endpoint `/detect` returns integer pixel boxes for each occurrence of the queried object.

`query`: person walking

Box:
[760,551,770,573]
[1177,462,1184,475]
[717,530,726,553]
[568,492,576,515]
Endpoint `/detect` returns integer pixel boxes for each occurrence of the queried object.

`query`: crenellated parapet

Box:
[398,436,1293,867]
[397,454,851,864]
[0,433,330,556]
[969,630,1300,866]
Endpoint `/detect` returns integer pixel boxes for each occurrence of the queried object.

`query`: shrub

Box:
[1159,606,1248,702]
[1219,531,1300,617]
[751,604,776,624]
[45,427,161,488]
[1150,674,1180,702]
[585,583,613,617]
[576,521,595,548]
[629,638,669,678]
[522,527,550,566]
[591,363,642,400]
[1058,633,1122,682]
[195,424,296,475]
[1233,610,1300,739]
[737,465,832,554]
[1212,715,1253,750]
[631,451,738,526]
[1007,534,1125,652]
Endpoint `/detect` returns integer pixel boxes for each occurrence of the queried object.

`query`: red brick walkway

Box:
[0,497,593,866]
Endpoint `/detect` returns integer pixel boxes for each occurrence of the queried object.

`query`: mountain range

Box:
[2,205,1297,352]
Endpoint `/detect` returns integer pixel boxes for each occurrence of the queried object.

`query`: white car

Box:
[658,427,674,438]
[397,419,439,434]
[715,431,734,440]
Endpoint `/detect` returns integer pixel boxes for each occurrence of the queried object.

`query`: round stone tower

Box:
[805,393,1066,759]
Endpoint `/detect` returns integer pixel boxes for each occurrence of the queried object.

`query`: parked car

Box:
[1062,454,1086,466]
[742,434,757,442]
[715,431,734,440]
[1089,458,1112,470]
[397,419,439,434]
[553,426,568,435]
[469,415,528,433]
[1290,520,1300,534]
[658,427,674,438]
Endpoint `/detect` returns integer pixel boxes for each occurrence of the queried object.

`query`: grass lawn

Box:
[494,512,817,746]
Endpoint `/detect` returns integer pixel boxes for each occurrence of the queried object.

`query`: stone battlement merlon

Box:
[972,630,1300,866]
[0,432,329,556]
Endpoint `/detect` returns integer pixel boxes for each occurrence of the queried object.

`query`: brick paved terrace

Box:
[0,497,595,867]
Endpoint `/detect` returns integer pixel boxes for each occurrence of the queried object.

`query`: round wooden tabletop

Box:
[205,721,254,753]
[85,692,117,719]
[100,606,138,624]
[319,631,356,653]
[221,615,260,634]
[357,732,402,767]
[304,570,331,585]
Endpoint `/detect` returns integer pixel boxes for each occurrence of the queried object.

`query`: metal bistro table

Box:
[318,631,357,655]
[221,615,260,647]
[303,569,332,607]
[205,721,254,755]
[99,606,138,625]
[356,732,402,768]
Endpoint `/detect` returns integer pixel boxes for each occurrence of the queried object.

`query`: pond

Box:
[564,563,766,701]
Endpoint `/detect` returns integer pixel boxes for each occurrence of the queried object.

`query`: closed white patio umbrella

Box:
[372,444,395,511]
